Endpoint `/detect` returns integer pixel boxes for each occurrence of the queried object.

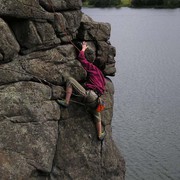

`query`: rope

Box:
[69,99,86,106]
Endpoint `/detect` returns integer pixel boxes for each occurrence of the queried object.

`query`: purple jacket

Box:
[78,50,106,95]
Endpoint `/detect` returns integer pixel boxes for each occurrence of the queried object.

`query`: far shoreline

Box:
[82,5,180,9]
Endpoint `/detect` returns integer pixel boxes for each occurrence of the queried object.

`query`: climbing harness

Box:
[83,90,105,112]
[96,97,105,112]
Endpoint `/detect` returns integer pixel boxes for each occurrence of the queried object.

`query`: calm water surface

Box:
[83,8,180,180]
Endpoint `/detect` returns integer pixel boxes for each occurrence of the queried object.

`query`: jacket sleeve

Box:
[78,50,92,71]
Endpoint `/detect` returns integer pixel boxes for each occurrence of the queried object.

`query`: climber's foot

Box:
[57,99,69,108]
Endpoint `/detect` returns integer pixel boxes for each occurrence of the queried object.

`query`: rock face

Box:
[0,0,125,179]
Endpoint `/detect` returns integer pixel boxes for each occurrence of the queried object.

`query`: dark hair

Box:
[75,41,82,50]
[85,47,96,63]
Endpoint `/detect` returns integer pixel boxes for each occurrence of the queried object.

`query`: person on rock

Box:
[57,41,106,141]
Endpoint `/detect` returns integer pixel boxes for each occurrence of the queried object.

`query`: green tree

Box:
[163,0,180,7]
[131,0,142,6]
[88,0,121,7]
[132,0,163,6]
[132,0,180,7]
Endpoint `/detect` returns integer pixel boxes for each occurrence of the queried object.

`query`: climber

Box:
[57,41,106,141]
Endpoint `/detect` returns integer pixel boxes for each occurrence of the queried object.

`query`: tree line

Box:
[131,0,180,7]
[82,0,180,7]
[82,0,121,7]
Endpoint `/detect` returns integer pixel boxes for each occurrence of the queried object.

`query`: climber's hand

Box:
[82,41,88,51]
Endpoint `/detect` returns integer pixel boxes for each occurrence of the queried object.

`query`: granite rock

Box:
[0,0,125,179]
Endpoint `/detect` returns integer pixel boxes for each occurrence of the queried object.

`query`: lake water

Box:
[82,8,180,180]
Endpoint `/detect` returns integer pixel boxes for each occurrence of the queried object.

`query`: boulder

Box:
[0,0,53,20]
[0,82,60,178]
[0,0,125,179]
[10,20,61,54]
[78,14,111,41]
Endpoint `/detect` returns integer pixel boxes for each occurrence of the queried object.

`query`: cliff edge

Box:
[0,0,125,179]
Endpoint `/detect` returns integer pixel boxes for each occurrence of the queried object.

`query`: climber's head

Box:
[84,47,96,63]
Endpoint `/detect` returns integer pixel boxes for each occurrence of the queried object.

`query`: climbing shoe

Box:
[56,99,69,108]
[98,131,106,141]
